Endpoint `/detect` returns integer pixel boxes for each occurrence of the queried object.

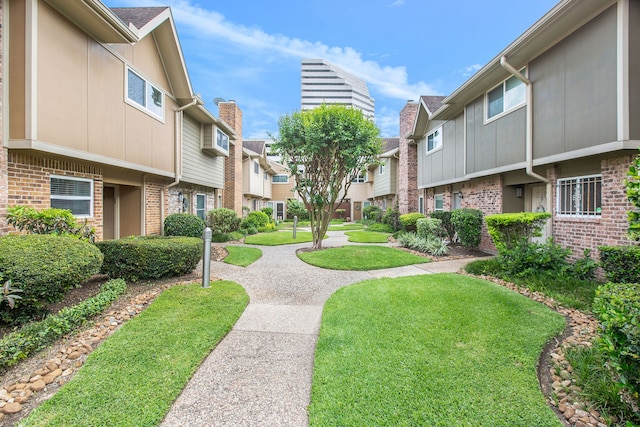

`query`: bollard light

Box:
[202,227,212,288]
[293,215,298,239]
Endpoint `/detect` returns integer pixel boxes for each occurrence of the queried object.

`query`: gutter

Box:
[500,56,553,219]
[160,97,201,233]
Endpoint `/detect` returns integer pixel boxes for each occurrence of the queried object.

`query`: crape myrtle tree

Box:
[272,104,381,249]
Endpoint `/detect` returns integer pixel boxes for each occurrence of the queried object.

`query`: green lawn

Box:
[244,230,317,245]
[310,274,566,427]
[297,245,427,270]
[345,230,390,243]
[327,224,365,231]
[21,282,248,427]
[223,245,262,266]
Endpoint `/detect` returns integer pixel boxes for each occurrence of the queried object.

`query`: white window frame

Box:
[272,175,289,184]
[418,196,424,214]
[351,170,367,183]
[195,194,206,220]
[485,67,527,122]
[379,162,386,175]
[264,171,268,181]
[434,194,444,212]
[427,127,442,154]
[125,67,164,121]
[216,128,229,152]
[50,175,94,218]
[556,174,602,217]
[254,161,260,175]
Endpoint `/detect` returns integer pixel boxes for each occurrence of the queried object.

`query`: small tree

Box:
[272,104,381,249]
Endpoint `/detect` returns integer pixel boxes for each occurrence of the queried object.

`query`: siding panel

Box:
[182,115,224,188]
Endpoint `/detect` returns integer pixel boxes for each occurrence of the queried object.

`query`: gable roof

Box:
[243,140,266,156]
[421,96,446,116]
[110,7,169,32]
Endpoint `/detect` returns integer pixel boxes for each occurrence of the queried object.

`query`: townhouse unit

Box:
[0,1,234,239]
[367,138,400,214]
[408,0,640,255]
[242,140,275,212]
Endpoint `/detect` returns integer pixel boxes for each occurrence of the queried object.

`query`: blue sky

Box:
[106,0,559,138]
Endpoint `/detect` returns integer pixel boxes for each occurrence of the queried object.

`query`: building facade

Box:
[301,59,375,120]
[409,0,640,256]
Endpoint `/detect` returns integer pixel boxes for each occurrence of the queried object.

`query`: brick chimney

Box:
[218,101,243,216]
[398,100,419,214]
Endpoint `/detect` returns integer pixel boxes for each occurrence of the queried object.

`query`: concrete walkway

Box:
[161,230,483,427]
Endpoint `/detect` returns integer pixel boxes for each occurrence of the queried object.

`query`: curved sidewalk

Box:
[161,231,482,427]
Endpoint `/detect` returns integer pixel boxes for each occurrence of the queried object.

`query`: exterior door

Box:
[275,202,285,220]
[353,201,362,221]
[530,184,550,243]
[103,186,116,240]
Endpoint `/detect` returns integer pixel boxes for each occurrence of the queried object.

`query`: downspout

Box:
[160,97,200,234]
[500,56,552,213]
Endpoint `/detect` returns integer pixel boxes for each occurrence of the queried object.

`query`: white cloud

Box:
[462,63,483,77]
[389,0,405,6]
[155,0,438,101]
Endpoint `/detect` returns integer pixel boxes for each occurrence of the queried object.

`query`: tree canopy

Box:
[272,104,381,249]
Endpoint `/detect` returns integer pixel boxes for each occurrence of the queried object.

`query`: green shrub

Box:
[258,223,277,233]
[593,282,640,408]
[241,211,270,230]
[96,236,201,282]
[211,231,245,243]
[625,149,640,241]
[208,208,241,234]
[398,232,448,256]
[366,222,394,233]
[430,211,455,243]
[6,206,96,242]
[485,212,551,252]
[0,235,103,323]
[451,208,483,248]
[261,207,274,219]
[416,217,443,239]
[566,249,599,281]
[599,246,640,283]
[497,239,571,279]
[362,205,382,222]
[286,199,309,220]
[382,204,401,232]
[0,278,126,372]
[399,212,425,232]
[164,213,206,238]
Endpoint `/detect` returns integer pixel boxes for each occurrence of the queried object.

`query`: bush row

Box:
[0,235,103,323]
[96,236,202,282]
[0,278,126,372]
[599,246,640,284]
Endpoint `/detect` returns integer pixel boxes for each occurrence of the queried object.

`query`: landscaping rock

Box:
[0,402,22,414]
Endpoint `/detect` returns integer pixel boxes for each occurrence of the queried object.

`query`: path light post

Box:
[202,227,212,288]
[293,215,298,239]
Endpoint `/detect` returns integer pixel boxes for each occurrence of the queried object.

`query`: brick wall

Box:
[460,175,502,254]
[144,180,166,235]
[0,0,6,235]
[166,184,217,217]
[219,101,243,216]
[7,153,104,240]
[398,102,418,214]
[551,154,635,259]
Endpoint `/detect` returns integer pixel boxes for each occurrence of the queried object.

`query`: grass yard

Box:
[310,274,566,427]
[244,230,316,245]
[297,245,427,270]
[224,245,262,266]
[345,230,390,243]
[327,223,365,231]
[21,282,248,427]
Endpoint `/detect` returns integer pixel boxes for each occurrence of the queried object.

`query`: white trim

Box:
[617,0,630,141]
[125,66,165,122]
[50,174,94,218]
[195,193,206,220]
[426,126,443,155]
[555,174,602,217]
[484,68,527,123]
[418,195,424,214]
[7,139,175,178]
[379,161,386,175]
[434,193,444,212]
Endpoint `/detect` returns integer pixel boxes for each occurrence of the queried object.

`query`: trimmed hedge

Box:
[399,212,425,232]
[0,235,103,322]
[97,236,202,282]
[485,212,551,252]
[416,217,443,239]
[208,208,241,234]
[593,282,640,406]
[164,213,206,238]
[451,208,483,248]
[0,278,126,372]
[599,246,640,284]
[430,211,455,242]
[241,211,270,230]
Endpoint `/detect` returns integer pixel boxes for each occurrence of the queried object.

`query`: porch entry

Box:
[528,183,549,243]
[102,184,142,239]
[353,201,362,221]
